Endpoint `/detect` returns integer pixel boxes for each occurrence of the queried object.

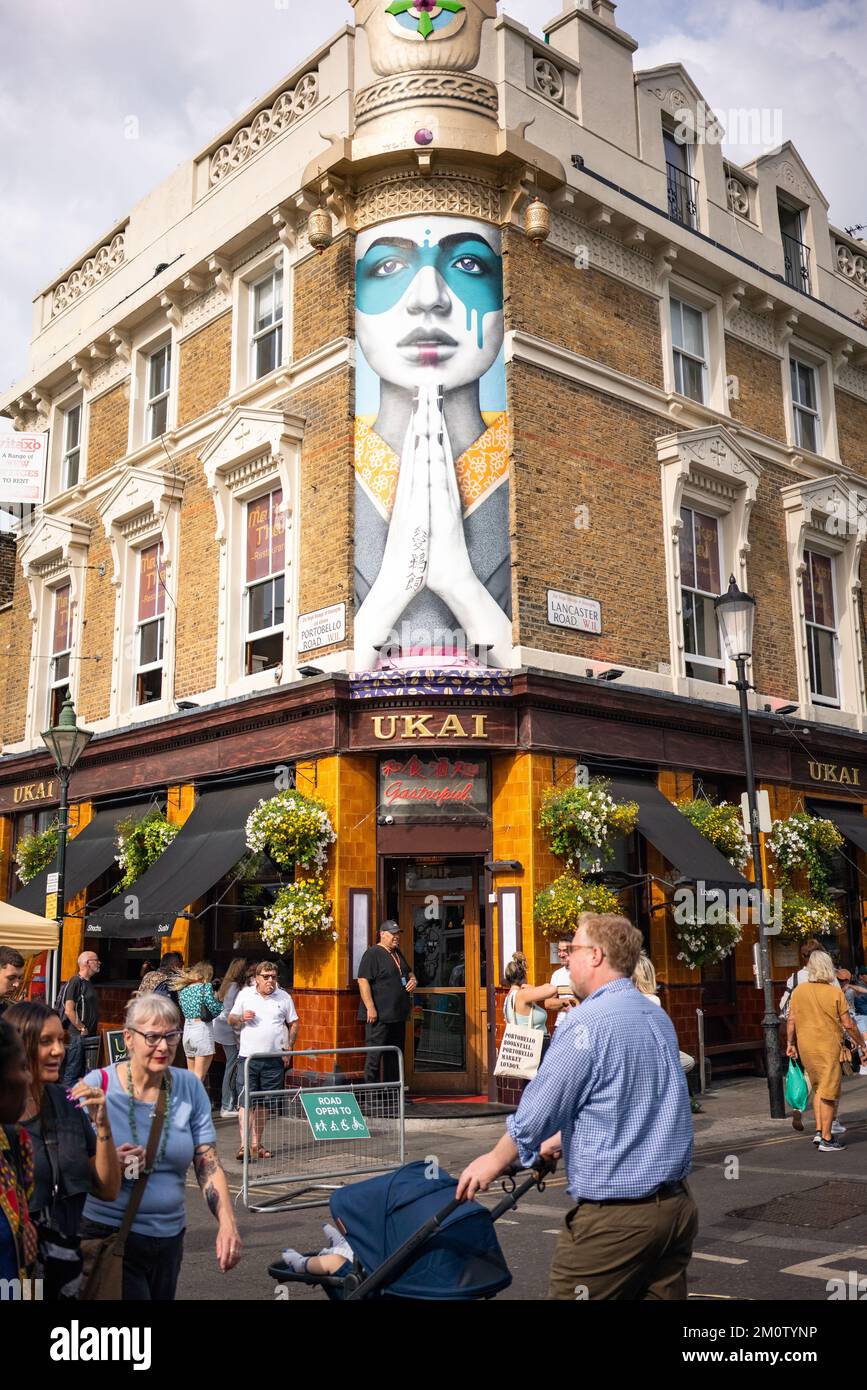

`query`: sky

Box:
[1,0,865,393]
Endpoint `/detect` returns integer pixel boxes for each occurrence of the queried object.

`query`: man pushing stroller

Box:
[458,913,697,1300]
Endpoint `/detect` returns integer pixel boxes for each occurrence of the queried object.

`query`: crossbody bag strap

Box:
[116,1083,168,1243]
[41,1091,63,1215]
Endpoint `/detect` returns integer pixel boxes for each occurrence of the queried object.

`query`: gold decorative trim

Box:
[353,169,503,230]
[355,72,498,123]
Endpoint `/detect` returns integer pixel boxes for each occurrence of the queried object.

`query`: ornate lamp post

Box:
[41,691,93,1003]
[714,577,785,1119]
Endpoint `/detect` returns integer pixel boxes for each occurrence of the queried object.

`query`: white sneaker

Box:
[220,1108,239,1118]
[831,1120,846,1135]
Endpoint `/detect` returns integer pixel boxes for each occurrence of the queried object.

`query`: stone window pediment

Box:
[98,465,185,585]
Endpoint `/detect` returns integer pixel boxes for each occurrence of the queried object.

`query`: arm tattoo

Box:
[193,1144,222,1219]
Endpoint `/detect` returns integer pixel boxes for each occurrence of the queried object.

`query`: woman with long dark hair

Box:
[5,1001,120,1298]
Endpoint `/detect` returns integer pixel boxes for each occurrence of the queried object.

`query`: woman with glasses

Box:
[78,993,242,1300]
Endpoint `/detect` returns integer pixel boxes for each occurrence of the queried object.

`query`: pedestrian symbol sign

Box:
[299,1091,370,1141]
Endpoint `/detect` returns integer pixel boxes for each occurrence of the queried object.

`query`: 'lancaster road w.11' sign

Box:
[547,589,602,635]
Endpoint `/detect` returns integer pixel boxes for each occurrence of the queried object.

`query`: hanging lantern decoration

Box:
[524,197,551,247]
[307,207,334,254]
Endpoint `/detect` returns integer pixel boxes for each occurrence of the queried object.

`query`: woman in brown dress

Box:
[787,951,866,1152]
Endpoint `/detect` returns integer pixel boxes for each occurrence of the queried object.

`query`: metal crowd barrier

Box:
[240,1046,406,1213]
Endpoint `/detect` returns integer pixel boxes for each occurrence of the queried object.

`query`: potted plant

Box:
[673,911,742,970]
[245,789,336,873]
[768,812,843,901]
[779,891,845,942]
[677,799,750,871]
[115,809,180,890]
[534,872,622,941]
[14,822,59,884]
[259,878,336,951]
[539,779,639,872]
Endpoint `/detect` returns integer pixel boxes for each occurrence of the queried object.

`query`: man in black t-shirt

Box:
[357,921,417,1085]
[61,950,101,1085]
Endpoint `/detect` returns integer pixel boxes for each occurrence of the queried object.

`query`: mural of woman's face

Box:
[356,215,504,394]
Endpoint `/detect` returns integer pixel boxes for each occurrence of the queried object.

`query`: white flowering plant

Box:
[115,810,180,890]
[259,878,336,951]
[768,812,843,901]
[539,779,639,871]
[677,799,751,871]
[779,891,844,942]
[674,912,742,970]
[245,789,336,872]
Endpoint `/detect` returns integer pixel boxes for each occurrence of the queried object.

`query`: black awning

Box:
[610,778,749,889]
[11,802,153,915]
[822,808,867,855]
[85,778,276,940]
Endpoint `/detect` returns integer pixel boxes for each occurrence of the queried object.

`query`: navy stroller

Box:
[268,1158,555,1301]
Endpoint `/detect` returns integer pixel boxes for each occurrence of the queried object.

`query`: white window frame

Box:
[670,297,708,404]
[782,476,866,722]
[145,343,172,442]
[47,581,73,725]
[658,425,762,697]
[784,342,838,462]
[243,489,286,676]
[98,465,184,726]
[62,404,83,490]
[129,324,177,452]
[662,282,727,413]
[48,386,87,499]
[679,504,726,684]
[203,408,303,700]
[17,515,91,750]
[250,269,284,383]
[133,542,167,707]
[231,247,288,393]
[802,547,840,708]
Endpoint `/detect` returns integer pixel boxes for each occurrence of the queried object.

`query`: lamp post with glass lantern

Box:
[714,576,786,1119]
[41,691,94,1004]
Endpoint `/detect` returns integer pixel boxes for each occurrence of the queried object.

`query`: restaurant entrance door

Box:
[393,859,485,1094]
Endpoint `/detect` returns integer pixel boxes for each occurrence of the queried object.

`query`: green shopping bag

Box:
[785,1059,809,1111]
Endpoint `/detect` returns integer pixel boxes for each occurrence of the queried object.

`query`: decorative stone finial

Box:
[350,0,497,75]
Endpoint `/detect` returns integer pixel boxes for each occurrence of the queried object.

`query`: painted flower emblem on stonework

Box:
[386,0,465,39]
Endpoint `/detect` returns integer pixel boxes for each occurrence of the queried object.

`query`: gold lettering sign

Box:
[372,714,488,742]
[808,761,861,786]
[12,780,57,805]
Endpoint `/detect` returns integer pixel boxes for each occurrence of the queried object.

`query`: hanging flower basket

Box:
[778,891,844,942]
[534,872,622,941]
[116,810,180,890]
[539,779,639,872]
[677,799,750,871]
[674,912,742,970]
[245,789,336,873]
[14,822,59,884]
[259,878,336,951]
[768,813,843,901]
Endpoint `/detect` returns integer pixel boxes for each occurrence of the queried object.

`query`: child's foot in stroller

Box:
[281,1248,308,1274]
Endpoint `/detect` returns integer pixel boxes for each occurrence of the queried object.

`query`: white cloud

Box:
[1,0,864,392]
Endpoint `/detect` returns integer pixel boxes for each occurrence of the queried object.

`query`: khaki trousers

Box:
[547,1184,699,1301]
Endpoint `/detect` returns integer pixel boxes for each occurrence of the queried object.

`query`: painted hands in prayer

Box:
[355,385,512,668]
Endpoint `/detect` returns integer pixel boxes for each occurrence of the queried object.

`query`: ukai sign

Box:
[351,706,516,750]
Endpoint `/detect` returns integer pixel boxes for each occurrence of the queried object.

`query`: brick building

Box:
[2,0,867,1093]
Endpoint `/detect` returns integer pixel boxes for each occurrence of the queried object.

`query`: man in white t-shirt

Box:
[229,962,298,1160]
[547,941,579,1029]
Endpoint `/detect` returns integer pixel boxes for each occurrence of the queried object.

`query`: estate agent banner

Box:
[0,431,47,505]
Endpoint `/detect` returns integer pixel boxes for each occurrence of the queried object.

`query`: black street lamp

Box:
[714,576,785,1119]
[41,691,93,1003]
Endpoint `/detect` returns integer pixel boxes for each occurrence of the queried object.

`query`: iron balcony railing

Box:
[782,231,812,293]
[666,162,700,230]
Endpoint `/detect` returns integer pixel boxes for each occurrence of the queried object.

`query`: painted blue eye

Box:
[452,255,484,275]
[372,257,408,277]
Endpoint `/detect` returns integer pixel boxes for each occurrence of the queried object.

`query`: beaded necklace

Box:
[126,1064,173,1174]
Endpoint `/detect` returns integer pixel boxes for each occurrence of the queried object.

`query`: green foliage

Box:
[115,809,180,890]
[245,790,336,872]
[14,822,59,884]
[539,779,639,870]
[259,878,335,950]
[768,813,844,903]
[677,799,750,871]
[534,873,622,941]
[779,891,844,942]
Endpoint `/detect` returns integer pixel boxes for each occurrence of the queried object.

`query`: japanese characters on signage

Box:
[0,431,47,506]
[379,753,489,819]
[298,603,346,654]
[547,589,602,635]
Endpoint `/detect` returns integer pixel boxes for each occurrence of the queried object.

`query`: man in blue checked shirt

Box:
[457,913,697,1299]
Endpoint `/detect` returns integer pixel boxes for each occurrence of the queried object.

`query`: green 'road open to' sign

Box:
[299,1090,371,1141]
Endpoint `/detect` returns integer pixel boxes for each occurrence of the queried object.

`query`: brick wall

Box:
[725,336,786,442]
[0,534,15,608]
[747,459,800,700]
[173,448,220,698]
[177,312,232,428]
[87,383,129,480]
[837,389,867,478]
[504,229,665,388]
[509,359,671,667]
[293,237,355,360]
[69,502,115,724]
[0,542,32,745]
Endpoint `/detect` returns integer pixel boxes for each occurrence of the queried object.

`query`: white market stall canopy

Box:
[0,900,59,955]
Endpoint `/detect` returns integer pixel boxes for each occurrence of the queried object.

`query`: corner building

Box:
[3,0,867,1094]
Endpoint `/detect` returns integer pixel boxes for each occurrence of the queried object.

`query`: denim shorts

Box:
[183,1018,215,1058]
[237,1056,285,1107]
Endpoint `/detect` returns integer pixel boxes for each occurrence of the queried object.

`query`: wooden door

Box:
[402,883,481,1094]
